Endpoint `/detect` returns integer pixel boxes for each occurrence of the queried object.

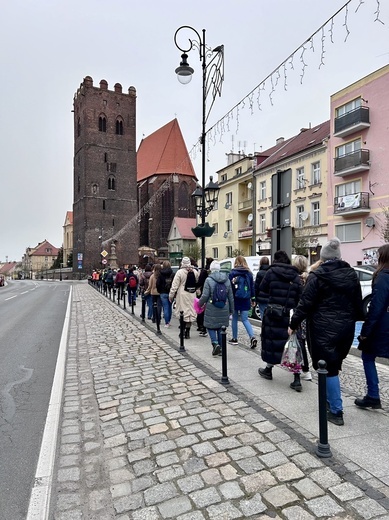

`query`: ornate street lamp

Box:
[174,26,224,268]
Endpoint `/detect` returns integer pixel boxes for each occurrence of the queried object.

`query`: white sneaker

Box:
[164,323,170,328]
[301,371,312,381]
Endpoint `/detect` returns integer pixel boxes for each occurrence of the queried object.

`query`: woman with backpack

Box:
[144,264,162,325]
[199,261,234,356]
[126,267,139,306]
[139,264,153,320]
[228,256,257,349]
[169,257,199,338]
[157,260,174,328]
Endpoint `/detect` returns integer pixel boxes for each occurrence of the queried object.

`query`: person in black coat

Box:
[196,257,213,336]
[255,257,270,320]
[355,244,389,409]
[258,250,302,389]
[289,238,363,426]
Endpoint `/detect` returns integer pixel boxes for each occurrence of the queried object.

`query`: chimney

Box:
[276,137,284,145]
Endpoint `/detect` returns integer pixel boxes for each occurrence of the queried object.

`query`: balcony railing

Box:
[238,226,253,239]
[334,192,370,215]
[334,149,370,177]
[238,198,253,211]
[334,106,370,138]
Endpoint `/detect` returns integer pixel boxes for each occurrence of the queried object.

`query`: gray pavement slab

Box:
[50,284,389,519]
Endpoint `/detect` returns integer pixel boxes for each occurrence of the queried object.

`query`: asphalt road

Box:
[0,280,70,520]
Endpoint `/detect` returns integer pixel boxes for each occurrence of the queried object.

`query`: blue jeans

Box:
[208,328,222,346]
[128,288,137,305]
[259,303,267,321]
[362,352,380,399]
[326,375,343,413]
[232,310,254,339]
[145,294,153,319]
[160,293,172,324]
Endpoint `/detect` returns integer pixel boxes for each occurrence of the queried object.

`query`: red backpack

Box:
[128,275,137,289]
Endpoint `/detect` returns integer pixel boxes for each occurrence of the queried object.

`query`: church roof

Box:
[64,211,73,226]
[137,119,196,182]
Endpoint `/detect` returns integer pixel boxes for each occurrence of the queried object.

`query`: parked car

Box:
[353,266,374,316]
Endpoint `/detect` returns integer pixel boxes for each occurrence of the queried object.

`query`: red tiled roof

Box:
[173,217,197,239]
[0,262,17,274]
[64,211,73,225]
[257,121,330,170]
[137,119,196,182]
[31,240,59,257]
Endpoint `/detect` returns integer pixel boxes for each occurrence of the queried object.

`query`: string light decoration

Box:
[102,0,386,248]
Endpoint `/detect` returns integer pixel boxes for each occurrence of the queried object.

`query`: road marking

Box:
[26,287,72,520]
[21,291,29,294]
[5,295,17,300]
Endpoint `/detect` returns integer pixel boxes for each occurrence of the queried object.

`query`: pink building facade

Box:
[328,64,389,266]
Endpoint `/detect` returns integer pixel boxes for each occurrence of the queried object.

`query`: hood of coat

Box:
[230,267,251,278]
[312,259,358,292]
[270,263,300,283]
[209,270,229,283]
[160,267,173,277]
[260,264,270,272]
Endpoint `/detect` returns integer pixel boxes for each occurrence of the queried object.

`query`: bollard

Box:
[220,326,230,385]
[154,297,162,334]
[179,311,185,351]
[141,294,146,322]
[131,295,135,315]
[123,290,126,310]
[117,286,120,305]
[316,360,332,458]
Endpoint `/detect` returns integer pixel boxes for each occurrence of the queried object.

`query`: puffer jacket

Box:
[259,263,302,365]
[360,269,389,358]
[199,271,234,329]
[290,259,363,375]
[255,264,270,304]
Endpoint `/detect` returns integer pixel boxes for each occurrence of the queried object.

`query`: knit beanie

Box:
[320,237,342,261]
[210,260,220,271]
[181,257,191,268]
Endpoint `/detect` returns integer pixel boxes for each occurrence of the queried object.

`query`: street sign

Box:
[101,250,108,258]
[77,253,83,261]
[102,259,107,265]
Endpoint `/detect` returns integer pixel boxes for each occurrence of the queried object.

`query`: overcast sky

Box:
[1,0,388,262]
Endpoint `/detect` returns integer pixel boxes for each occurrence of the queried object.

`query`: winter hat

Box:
[210,260,221,271]
[320,237,342,261]
[181,256,191,268]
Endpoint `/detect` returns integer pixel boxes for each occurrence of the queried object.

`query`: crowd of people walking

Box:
[90,239,389,427]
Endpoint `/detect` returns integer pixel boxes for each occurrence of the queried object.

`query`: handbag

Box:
[281,333,303,372]
[266,281,294,318]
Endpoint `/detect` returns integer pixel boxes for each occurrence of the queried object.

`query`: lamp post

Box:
[174,26,224,268]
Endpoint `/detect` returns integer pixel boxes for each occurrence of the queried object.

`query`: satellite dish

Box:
[223,232,228,238]
[366,217,375,227]
[247,182,253,190]
[248,213,253,222]
[300,212,309,221]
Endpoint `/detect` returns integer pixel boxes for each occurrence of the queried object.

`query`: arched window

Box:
[77,176,80,192]
[115,118,123,135]
[77,117,81,137]
[99,115,107,132]
[108,176,116,191]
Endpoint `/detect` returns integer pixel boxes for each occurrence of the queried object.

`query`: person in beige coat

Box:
[169,257,200,338]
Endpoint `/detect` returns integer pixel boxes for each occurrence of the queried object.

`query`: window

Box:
[226,219,232,232]
[98,116,107,132]
[221,174,227,182]
[336,138,361,158]
[226,246,233,257]
[259,181,266,200]
[77,117,81,137]
[235,167,242,176]
[311,202,320,226]
[115,119,123,135]
[311,162,321,184]
[296,205,304,228]
[103,200,106,210]
[296,167,305,189]
[336,97,361,118]
[213,223,218,235]
[259,213,266,233]
[108,177,115,191]
[77,176,80,193]
[104,153,108,162]
[107,162,117,173]
[335,180,361,197]
[212,248,219,259]
[335,222,361,242]
[226,192,232,206]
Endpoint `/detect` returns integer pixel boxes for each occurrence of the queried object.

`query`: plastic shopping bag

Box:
[281,333,303,372]
[193,297,205,315]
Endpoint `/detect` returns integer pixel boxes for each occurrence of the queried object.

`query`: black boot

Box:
[354,395,382,409]
[258,366,273,380]
[184,325,191,339]
[290,373,302,392]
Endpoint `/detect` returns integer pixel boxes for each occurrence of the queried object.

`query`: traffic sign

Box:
[102,259,107,265]
[101,250,108,257]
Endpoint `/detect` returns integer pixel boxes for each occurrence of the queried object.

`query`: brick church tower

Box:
[72,76,139,274]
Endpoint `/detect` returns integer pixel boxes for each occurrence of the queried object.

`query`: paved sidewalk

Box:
[51,284,389,519]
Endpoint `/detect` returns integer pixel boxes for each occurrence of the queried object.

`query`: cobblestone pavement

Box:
[51,284,389,519]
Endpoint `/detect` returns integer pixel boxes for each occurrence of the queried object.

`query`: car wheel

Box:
[251,304,261,320]
[363,295,371,317]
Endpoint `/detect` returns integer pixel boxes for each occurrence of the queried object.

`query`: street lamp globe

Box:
[175,53,194,84]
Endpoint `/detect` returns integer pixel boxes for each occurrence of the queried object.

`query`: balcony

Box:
[334,106,370,138]
[334,192,370,216]
[238,226,253,239]
[238,198,253,211]
[334,149,370,177]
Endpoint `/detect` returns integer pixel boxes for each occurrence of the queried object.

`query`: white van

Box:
[219,255,271,278]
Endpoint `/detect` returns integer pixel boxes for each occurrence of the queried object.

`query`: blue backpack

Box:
[212,280,228,308]
[234,273,250,299]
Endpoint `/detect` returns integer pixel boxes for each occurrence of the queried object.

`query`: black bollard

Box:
[131,294,135,315]
[141,294,146,322]
[117,287,120,305]
[154,297,162,334]
[179,311,185,351]
[220,326,230,385]
[123,290,126,310]
[316,360,332,458]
